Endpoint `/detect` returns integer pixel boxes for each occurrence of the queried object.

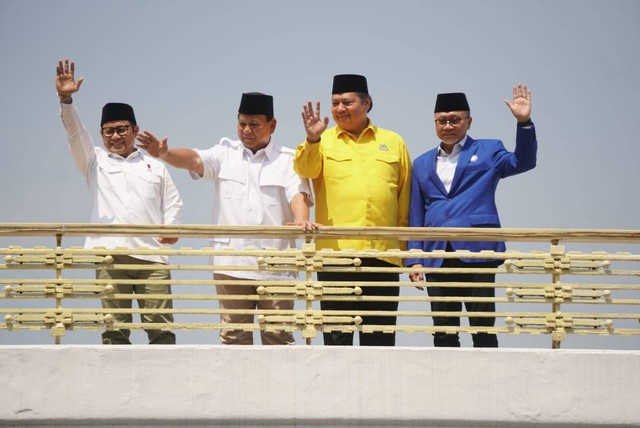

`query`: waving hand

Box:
[301,100,329,143]
[55,58,84,98]
[504,83,532,122]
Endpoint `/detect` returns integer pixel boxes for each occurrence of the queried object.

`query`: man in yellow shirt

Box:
[294,74,412,346]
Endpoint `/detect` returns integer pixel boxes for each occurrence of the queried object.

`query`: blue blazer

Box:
[406,125,537,267]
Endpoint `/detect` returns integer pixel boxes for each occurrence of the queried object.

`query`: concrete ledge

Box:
[1,346,639,426]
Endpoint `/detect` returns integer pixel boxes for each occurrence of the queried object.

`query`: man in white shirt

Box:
[137,92,315,345]
[56,58,183,345]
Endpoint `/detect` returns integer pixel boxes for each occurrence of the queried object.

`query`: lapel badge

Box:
[470,154,478,163]
[379,143,389,151]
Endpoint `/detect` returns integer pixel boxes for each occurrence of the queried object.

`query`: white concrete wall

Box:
[1,346,639,427]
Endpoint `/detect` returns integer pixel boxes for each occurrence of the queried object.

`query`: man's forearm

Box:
[61,102,96,176]
[290,192,311,222]
[163,148,202,173]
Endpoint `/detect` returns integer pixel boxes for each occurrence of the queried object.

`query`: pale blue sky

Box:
[1,0,639,347]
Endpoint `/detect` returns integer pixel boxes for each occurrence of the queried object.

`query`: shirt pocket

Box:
[259,175,285,206]
[469,213,500,227]
[133,171,162,199]
[218,168,247,200]
[464,157,490,172]
[212,236,230,245]
[324,151,353,179]
[97,164,124,189]
[374,152,400,184]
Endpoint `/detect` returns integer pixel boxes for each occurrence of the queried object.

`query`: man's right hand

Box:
[56,58,84,98]
[301,100,329,143]
[408,264,425,290]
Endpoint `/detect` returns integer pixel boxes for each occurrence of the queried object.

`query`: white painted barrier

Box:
[1,346,639,426]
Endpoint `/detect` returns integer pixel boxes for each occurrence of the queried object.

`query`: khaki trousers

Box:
[98,255,175,345]
[214,273,294,345]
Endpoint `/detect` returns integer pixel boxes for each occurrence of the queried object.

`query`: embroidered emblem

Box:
[147,163,152,172]
[379,144,389,151]
[470,154,478,162]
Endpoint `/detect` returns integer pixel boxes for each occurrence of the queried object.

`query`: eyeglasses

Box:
[435,117,468,127]
[101,125,131,138]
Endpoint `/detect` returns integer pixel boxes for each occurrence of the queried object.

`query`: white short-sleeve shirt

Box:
[191,138,311,280]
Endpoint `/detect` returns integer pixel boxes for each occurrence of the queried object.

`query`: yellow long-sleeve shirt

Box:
[294,123,412,265]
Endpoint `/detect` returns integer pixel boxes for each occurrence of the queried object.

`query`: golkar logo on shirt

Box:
[378,143,389,151]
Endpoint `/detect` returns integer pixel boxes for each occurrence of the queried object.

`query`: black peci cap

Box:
[238,92,274,116]
[434,93,470,113]
[332,74,369,94]
[101,103,137,126]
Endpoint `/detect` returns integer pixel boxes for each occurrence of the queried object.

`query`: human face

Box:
[101,120,138,158]
[434,111,472,152]
[237,114,276,153]
[331,92,370,135]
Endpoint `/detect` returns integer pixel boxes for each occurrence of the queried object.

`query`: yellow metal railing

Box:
[1,223,639,347]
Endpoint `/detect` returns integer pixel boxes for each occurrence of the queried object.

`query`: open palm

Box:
[504,83,531,122]
[55,58,84,97]
[301,101,329,142]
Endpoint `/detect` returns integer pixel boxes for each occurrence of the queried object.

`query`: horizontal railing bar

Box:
[3,322,639,336]
[5,246,640,263]
[3,294,639,305]
[2,223,640,243]
[2,307,639,319]
[3,264,640,278]
[1,279,639,290]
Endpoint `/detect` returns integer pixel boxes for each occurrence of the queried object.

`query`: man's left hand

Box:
[504,83,532,122]
[287,220,320,232]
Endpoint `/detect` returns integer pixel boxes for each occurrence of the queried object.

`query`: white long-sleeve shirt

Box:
[191,137,311,280]
[60,103,183,263]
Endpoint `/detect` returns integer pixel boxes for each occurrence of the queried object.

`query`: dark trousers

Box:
[426,254,499,348]
[317,258,399,346]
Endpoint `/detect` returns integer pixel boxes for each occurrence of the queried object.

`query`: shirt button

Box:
[446,217,451,221]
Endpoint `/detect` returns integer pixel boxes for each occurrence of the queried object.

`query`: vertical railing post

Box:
[54,233,63,345]
[304,236,313,345]
[550,239,564,349]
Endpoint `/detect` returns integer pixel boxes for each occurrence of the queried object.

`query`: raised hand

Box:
[301,100,329,143]
[55,58,84,97]
[136,130,169,159]
[504,83,532,122]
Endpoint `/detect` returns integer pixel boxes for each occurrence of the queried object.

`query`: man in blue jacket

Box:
[406,84,537,347]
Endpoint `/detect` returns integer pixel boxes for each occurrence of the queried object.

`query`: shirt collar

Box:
[336,120,375,141]
[438,134,468,157]
[108,148,141,161]
[243,139,275,160]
